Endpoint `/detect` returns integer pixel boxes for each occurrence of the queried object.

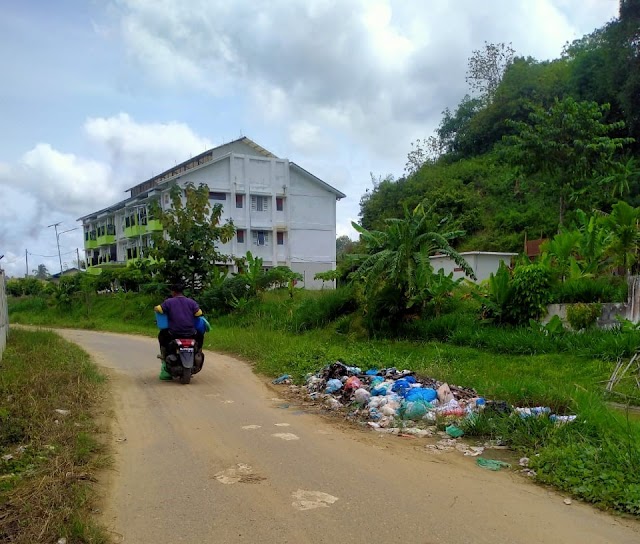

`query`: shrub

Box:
[566,303,602,330]
[508,264,553,324]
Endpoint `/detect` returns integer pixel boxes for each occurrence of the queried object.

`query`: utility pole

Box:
[25,249,28,278]
[47,222,63,275]
[76,248,81,270]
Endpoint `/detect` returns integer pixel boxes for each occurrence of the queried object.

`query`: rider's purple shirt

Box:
[161,295,200,335]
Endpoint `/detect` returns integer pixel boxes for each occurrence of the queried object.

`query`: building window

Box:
[209,192,226,201]
[236,194,244,209]
[251,195,269,212]
[252,230,269,246]
[276,197,284,211]
[277,231,284,245]
[237,229,245,244]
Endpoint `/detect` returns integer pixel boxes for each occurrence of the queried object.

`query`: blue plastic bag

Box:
[155,312,169,330]
[371,385,389,396]
[325,379,343,394]
[405,387,437,403]
[392,378,412,396]
[194,316,211,334]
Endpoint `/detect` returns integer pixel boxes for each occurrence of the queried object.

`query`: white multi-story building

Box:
[78,137,346,289]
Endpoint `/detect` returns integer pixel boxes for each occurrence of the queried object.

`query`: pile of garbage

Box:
[273,361,577,436]
[274,362,483,432]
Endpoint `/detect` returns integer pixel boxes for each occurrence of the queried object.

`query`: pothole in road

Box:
[272,433,300,441]
[214,464,265,485]
[291,490,339,511]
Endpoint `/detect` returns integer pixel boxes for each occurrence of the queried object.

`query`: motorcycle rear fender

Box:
[179,349,194,369]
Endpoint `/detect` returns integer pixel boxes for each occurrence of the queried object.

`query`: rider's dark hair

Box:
[170,283,184,294]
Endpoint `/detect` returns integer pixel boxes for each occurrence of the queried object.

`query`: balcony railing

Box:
[124,224,146,238]
[146,219,163,232]
[84,230,98,249]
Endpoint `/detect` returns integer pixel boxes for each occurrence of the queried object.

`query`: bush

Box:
[508,264,553,324]
[6,278,45,297]
[552,276,627,303]
[566,303,602,330]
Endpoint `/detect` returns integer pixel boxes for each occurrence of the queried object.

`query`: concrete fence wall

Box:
[543,275,640,329]
[0,270,8,361]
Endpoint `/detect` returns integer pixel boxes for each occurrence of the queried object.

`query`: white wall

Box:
[430,253,515,283]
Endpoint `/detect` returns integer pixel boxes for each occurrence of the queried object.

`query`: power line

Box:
[28,250,77,258]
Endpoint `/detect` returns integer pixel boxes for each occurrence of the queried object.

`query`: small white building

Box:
[430,251,517,283]
[78,137,346,289]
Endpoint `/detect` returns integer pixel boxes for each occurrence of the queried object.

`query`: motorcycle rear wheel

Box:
[180,367,192,384]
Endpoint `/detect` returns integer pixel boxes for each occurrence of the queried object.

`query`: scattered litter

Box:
[115,437,127,443]
[551,415,577,424]
[58,538,68,544]
[54,409,70,416]
[273,374,292,385]
[445,424,464,438]
[242,425,261,430]
[519,457,530,467]
[564,498,572,505]
[2,454,13,462]
[274,423,291,427]
[515,407,550,418]
[277,404,290,409]
[476,458,511,471]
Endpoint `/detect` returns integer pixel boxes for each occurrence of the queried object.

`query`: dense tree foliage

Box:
[148,183,235,292]
[360,2,640,250]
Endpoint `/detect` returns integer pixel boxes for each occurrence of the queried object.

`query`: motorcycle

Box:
[156,312,207,384]
[161,337,204,384]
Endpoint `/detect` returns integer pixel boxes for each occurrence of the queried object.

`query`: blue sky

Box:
[0,0,619,277]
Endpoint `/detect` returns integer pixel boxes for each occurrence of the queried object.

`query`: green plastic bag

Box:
[476,457,511,471]
[159,361,172,381]
[445,424,464,438]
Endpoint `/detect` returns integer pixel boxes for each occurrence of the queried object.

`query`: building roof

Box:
[125,136,277,193]
[430,251,518,259]
[290,162,346,199]
[78,136,346,221]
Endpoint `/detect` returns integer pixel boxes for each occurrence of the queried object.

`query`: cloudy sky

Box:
[0,0,619,277]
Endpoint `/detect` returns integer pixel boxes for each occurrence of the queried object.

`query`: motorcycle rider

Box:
[155,283,205,355]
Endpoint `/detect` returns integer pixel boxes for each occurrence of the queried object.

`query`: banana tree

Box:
[350,201,473,315]
[604,201,640,276]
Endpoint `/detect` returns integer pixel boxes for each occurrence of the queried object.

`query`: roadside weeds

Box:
[0,329,110,544]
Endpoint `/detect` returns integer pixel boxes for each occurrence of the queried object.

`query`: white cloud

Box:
[84,113,213,180]
[111,0,618,162]
[0,114,216,277]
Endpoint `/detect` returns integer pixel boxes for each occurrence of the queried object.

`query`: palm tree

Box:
[350,201,473,312]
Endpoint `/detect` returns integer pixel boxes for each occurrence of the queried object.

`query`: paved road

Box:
[58,329,640,544]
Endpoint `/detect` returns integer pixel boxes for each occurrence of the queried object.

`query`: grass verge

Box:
[0,329,109,543]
